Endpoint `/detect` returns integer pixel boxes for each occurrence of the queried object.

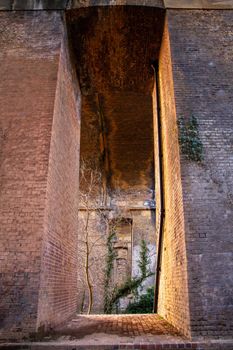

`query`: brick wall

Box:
[162,9,233,337]
[156,19,191,337]
[1,5,232,341]
[0,11,62,339]
[37,26,81,330]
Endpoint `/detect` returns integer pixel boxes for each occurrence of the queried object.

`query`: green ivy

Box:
[104,238,154,314]
[138,239,150,279]
[104,228,117,314]
[178,115,203,162]
[108,272,153,310]
[124,286,154,314]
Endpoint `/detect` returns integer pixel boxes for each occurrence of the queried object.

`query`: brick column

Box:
[157,10,233,338]
[0,11,81,339]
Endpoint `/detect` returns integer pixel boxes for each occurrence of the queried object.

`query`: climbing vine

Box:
[104,238,154,314]
[138,239,151,279]
[124,286,155,314]
[104,225,117,314]
[178,115,203,162]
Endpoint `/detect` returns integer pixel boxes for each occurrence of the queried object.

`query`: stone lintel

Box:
[70,0,164,8]
[164,0,233,9]
[1,0,233,10]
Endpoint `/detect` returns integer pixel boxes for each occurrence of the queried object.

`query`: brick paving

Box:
[0,315,233,349]
[54,314,182,338]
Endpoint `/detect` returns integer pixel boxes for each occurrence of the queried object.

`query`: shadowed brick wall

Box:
[37,26,81,331]
[159,10,233,338]
[0,11,63,339]
[0,11,81,339]
[156,19,191,337]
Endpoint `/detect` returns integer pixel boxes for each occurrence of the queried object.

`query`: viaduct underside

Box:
[0,0,232,341]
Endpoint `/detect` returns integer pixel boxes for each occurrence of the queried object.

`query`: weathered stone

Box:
[12,0,67,10]
[70,0,165,8]
[2,0,233,10]
[164,0,233,9]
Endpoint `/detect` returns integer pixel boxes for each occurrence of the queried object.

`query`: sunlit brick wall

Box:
[167,9,233,337]
[156,18,191,338]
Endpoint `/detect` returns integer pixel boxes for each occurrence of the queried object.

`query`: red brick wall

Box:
[1,6,232,341]
[156,19,191,337]
[37,25,81,331]
[167,10,233,337]
[0,11,62,339]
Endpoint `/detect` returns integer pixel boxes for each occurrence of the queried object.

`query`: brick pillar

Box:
[156,18,191,338]
[0,11,81,339]
[37,22,81,332]
[156,10,233,338]
[166,9,233,338]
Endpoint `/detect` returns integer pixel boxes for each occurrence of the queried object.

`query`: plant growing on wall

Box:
[79,160,127,315]
[104,225,117,314]
[124,286,154,314]
[103,212,130,313]
[104,238,154,314]
[138,239,151,278]
[178,115,203,162]
[78,160,106,314]
[79,161,155,315]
